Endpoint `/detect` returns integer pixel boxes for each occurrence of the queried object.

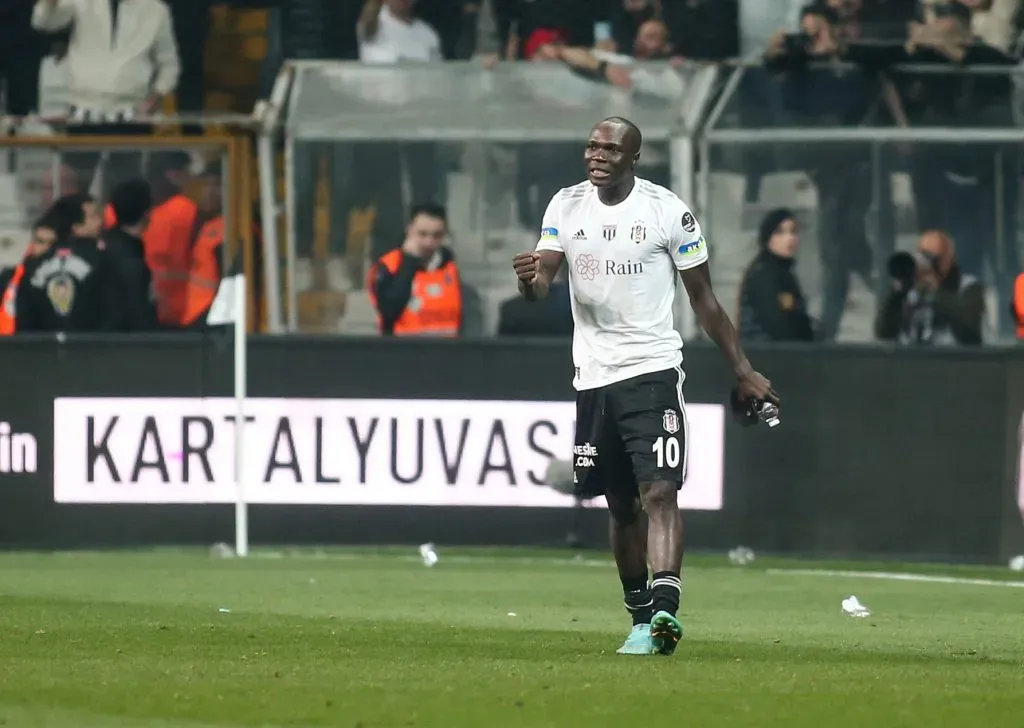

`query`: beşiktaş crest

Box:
[662,409,680,434]
[630,221,646,244]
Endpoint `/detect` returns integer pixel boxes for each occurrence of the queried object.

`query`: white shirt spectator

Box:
[739,0,804,56]
[31,0,179,117]
[358,4,442,63]
[355,3,442,105]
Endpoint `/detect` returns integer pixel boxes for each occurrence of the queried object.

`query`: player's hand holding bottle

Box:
[736,369,777,405]
[732,365,781,428]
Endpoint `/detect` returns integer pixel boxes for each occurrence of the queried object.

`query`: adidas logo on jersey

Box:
[572,230,587,241]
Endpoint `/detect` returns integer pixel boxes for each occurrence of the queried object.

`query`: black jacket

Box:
[875,264,984,346]
[15,237,121,333]
[498,281,573,338]
[738,250,815,342]
[0,267,14,299]
[102,227,159,332]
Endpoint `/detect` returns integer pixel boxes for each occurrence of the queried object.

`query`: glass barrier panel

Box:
[0,135,238,329]
[283,62,719,335]
[704,138,1023,343]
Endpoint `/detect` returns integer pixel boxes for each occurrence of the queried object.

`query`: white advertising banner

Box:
[53,398,725,509]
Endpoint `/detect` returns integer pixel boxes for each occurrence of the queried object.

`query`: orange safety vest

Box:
[368,250,462,336]
[1014,273,1024,339]
[105,195,197,326]
[0,264,24,335]
[181,216,225,327]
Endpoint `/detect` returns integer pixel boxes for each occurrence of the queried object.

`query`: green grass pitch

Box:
[1,548,1022,727]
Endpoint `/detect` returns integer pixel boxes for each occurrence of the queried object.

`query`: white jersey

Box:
[535,177,708,391]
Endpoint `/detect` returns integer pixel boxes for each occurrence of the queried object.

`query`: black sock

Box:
[651,570,681,616]
[621,573,653,626]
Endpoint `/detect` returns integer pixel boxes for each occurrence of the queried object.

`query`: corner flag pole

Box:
[233,276,249,557]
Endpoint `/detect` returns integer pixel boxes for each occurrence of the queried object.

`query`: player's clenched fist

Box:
[512,252,540,284]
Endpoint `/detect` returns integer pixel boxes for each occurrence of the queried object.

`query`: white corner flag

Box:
[207,274,249,557]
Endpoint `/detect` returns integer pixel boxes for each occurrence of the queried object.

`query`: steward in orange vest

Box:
[0,214,62,335]
[0,266,20,335]
[367,204,463,336]
[1013,272,1024,339]
[181,215,225,327]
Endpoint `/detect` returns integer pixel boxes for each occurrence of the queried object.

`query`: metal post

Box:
[284,131,298,332]
[255,66,293,333]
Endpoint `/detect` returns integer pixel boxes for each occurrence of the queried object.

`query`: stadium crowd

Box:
[0,0,1022,343]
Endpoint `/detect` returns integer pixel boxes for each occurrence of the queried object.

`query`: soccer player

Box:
[512,117,778,656]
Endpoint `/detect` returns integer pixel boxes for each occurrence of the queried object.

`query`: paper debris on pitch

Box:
[841,595,871,618]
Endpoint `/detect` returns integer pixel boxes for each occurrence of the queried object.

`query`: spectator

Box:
[103,152,197,328]
[15,193,121,333]
[662,0,739,60]
[105,179,158,331]
[922,0,1022,53]
[358,0,442,62]
[367,203,469,337]
[494,0,603,60]
[765,3,875,341]
[825,0,865,40]
[875,230,984,345]
[497,262,573,338]
[31,0,180,194]
[738,209,815,342]
[885,0,1017,331]
[349,0,443,267]
[601,0,660,55]
[556,19,683,89]
[37,30,71,118]
[0,216,60,336]
[50,192,103,241]
[31,0,179,119]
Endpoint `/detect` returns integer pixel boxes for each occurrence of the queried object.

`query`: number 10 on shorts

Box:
[652,436,681,468]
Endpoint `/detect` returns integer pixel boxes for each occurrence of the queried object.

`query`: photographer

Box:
[875,230,984,345]
[764,3,875,341]
[886,1,1017,334]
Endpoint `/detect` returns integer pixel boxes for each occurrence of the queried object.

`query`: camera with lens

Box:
[782,31,814,55]
[887,250,940,291]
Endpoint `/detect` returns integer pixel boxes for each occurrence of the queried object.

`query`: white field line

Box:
[242,552,1024,586]
[767,568,1024,589]
[248,550,616,568]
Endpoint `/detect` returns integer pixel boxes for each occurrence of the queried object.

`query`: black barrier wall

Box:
[1,334,1022,563]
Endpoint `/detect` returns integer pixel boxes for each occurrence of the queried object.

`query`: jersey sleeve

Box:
[668,199,708,271]
[535,192,563,253]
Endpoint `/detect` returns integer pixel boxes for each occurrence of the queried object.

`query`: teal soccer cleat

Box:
[650,610,683,655]
[615,623,653,655]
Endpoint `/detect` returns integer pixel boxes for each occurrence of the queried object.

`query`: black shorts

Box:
[573,366,689,502]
